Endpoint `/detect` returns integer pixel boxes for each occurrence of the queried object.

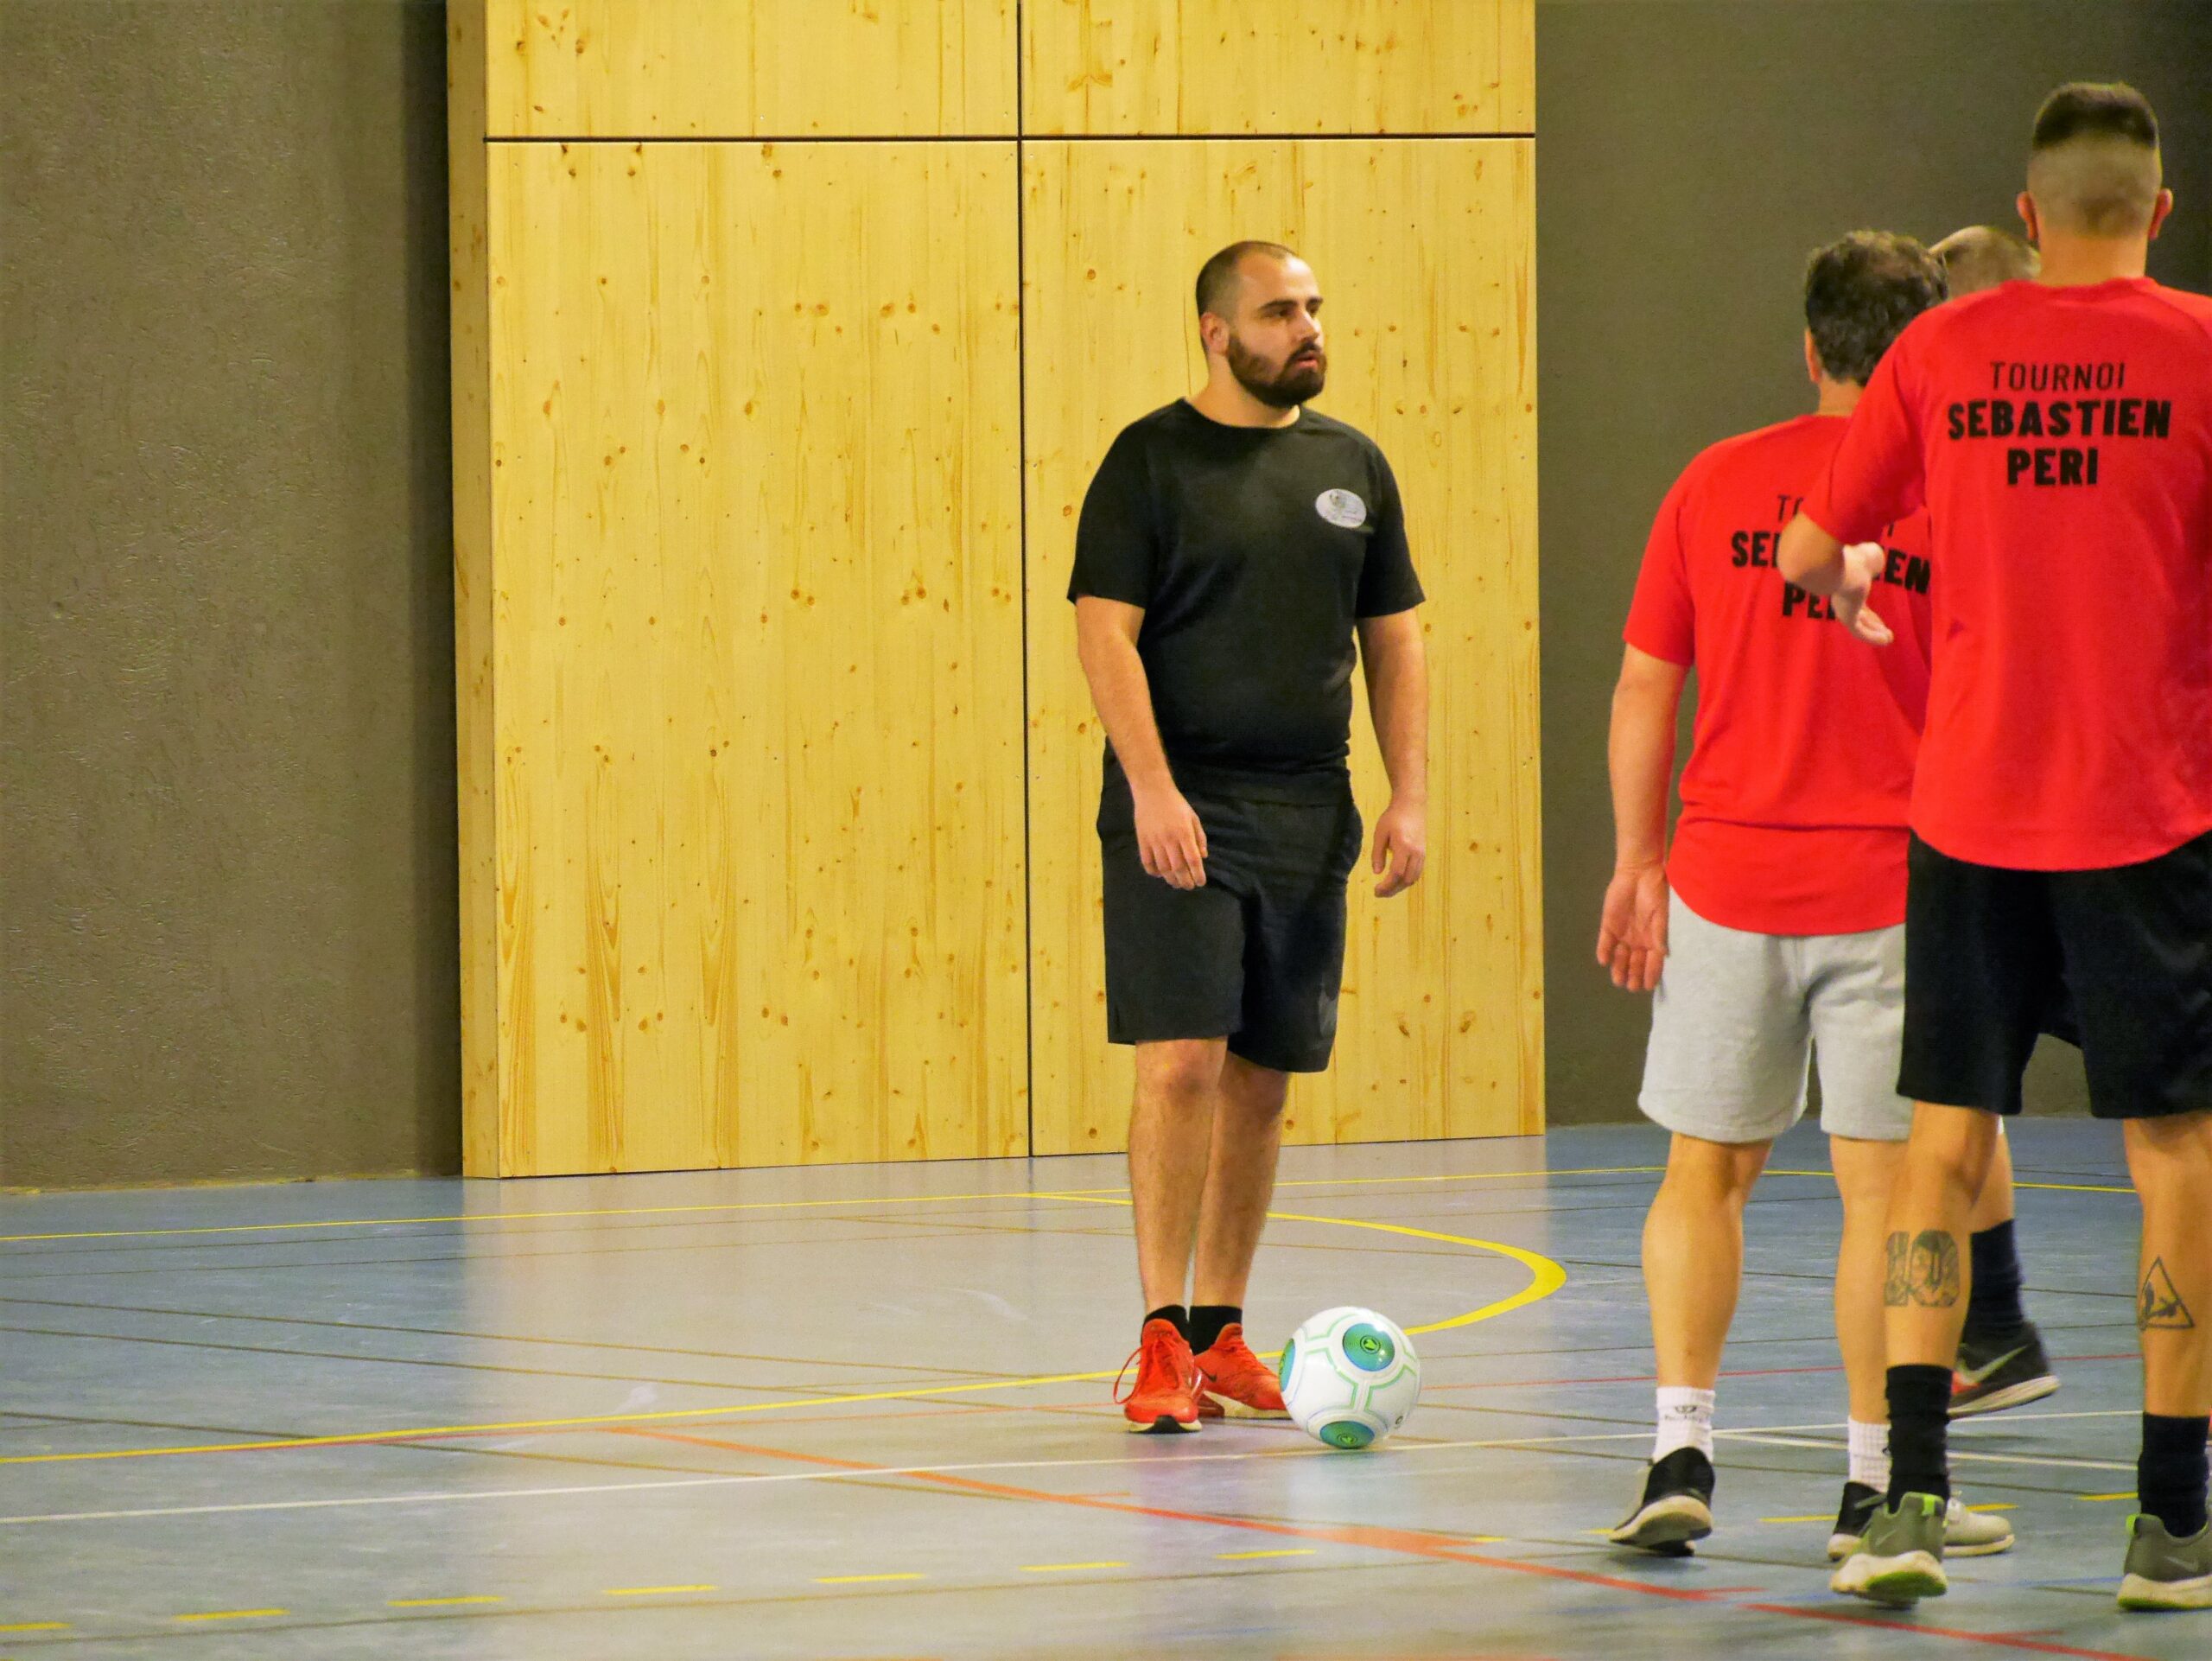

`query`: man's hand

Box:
[1832,542,1893,646]
[1597,862,1670,992]
[1371,797,1427,898]
[1134,783,1208,889]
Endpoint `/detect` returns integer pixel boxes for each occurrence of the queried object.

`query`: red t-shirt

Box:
[1627,414,1933,935]
[1805,277,2212,870]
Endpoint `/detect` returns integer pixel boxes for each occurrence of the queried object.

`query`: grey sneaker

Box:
[2117,1513,2212,1612]
[1830,1492,1948,1603]
[1828,1486,2013,1561]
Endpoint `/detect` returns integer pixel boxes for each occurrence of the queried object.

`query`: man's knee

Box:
[1135,1041,1226,1105]
[1906,1101,2002,1191]
[1218,1055,1291,1119]
[1662,1131,1770,1203]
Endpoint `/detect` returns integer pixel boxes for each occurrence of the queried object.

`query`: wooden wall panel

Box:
[1024,139,1541,1156]
[482,141,1027,1174]
[1023,0,1534,137]
[448,4,500,1177]
[483,0,1017,137]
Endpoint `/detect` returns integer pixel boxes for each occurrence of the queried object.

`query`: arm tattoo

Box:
[1883,1230,1961,1308]
[1884,1231,1912,1307]
[2139,1258,2197,1331]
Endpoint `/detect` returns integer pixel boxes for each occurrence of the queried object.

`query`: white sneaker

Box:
[1942,1495,2015,1557]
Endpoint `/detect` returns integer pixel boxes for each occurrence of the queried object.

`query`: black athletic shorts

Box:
[1097,762,1363,1074]
[1898,830,2212,1120]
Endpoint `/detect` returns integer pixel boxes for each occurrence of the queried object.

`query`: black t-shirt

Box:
[1067,400,1424,792]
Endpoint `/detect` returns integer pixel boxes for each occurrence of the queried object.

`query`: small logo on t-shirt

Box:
[1315,488,1368,529]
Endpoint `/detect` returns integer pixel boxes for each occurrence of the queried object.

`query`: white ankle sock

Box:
[1654,1386,1716,1460]
[1848,1418,1891,1490]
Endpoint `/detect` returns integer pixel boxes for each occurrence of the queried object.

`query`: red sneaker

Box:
[1194,1323,1291,1420]
[1115,1318,1203,1434]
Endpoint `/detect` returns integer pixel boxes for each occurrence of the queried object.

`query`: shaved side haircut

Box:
[2027,81,2163,236]
[1931,226,2040,296]
[1195,240,1299,323]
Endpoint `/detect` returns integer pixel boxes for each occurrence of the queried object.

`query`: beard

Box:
[1226,334,1326,408]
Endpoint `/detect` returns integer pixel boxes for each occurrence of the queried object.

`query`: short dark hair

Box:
[1803,232,1948,385]
[2031,81,2158,153]
[1195,240,1297,321]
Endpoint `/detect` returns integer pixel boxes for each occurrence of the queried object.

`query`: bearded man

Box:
[1069,241,1430,1431]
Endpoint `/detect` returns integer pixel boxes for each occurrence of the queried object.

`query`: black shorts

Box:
[1097,766,1362,1074]
[1899,830,2212,1120]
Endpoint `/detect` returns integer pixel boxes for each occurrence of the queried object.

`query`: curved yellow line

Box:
[0,1194,1567,1466]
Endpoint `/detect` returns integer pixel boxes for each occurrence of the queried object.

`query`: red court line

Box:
[620,1429,2154,1661]
[1427,1354,2139,1394]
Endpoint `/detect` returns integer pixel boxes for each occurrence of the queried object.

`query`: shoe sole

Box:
[1201,1390,1292,1421]
[1124,1414,1201,1435]
[2117,1571,2212,1611]
[1949,1375,2058,1418]
[1608,1494,1713,1553]
[1834,1552,1947,1604]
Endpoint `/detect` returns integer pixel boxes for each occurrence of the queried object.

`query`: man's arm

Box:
[1778,519,1893,645]
[1599,645,1688,993]
[1357,608,1427,898]
[1073,596,1209,889]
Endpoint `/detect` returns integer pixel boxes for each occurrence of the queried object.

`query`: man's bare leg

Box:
[1878,1101,2001,1505]
[1190,1054,1291,1310]
[1129,1039,1228,1313]
[2123,1111,2212,1546]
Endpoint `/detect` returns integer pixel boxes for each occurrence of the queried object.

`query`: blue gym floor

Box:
[0,1121,2190,1659]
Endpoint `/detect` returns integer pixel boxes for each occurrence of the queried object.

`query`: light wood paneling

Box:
[482,140,1027,1174]
[1024,139,1541,1156]
[1024,1,1533,136]
[448,3,500,1177]
[481,0,1017,138]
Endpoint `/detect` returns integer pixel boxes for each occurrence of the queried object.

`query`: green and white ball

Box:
[1277,1306,1421,1449]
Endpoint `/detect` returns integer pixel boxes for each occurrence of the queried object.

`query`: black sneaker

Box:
[1607,1447,1714,1555]
[1950,1322,2058,1417]
[1827,1480,1882,1561]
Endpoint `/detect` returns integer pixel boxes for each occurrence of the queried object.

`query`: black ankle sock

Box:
[1144,1304,1190,1342]
[2139,1413,2211,1539]
[1187,1305,1240,1354]
[1963,1220,2026,1341]
[1885,1364,1954,1507]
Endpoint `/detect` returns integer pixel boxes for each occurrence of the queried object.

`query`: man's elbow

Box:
[1777,514,1836,586]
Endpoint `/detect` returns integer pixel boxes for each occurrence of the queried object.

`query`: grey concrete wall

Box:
[1536,0,2211,1123]
[2,1,459,1186]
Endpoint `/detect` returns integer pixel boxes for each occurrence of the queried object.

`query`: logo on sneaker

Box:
[1955,1344,2026,1386]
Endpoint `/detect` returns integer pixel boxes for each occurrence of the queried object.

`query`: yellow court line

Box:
[603,1585,716,1597]
[388,1596,505,1608]
[0,1167,1669,1246]
[0,1201,1567,1466]
[1021,1562,1127,1573]
[175,1608,286,1622]
[815,1573,926,1584]
[2080,1492,2137,1503]
[1216,1548,1317,1560]
[0,1625,68,1634]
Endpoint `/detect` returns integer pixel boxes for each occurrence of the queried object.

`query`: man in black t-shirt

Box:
[1069,240,1429,1433]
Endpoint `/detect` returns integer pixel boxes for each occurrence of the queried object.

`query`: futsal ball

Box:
[1277,1306,1421,1449]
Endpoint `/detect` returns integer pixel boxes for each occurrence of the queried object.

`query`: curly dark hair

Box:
[1804,231,1948,386]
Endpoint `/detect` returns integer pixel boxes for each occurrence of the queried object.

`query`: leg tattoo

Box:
[2139,1257,2197,1331]
[1884,1230,1961,1308]
[1885,1231,1912,1307]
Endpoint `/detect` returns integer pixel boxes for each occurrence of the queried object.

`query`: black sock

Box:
[1885,1364,1954,1507]
[1188,1305,1241,1354]
[1144,1304,1190,1342]
[2139,1413,2211,1539]
[1963,1220,2026,1341]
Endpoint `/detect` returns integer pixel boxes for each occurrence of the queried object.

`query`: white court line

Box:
[0,1409,2136,1529]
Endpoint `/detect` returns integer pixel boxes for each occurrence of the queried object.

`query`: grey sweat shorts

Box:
[1638,890,1912,1144]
